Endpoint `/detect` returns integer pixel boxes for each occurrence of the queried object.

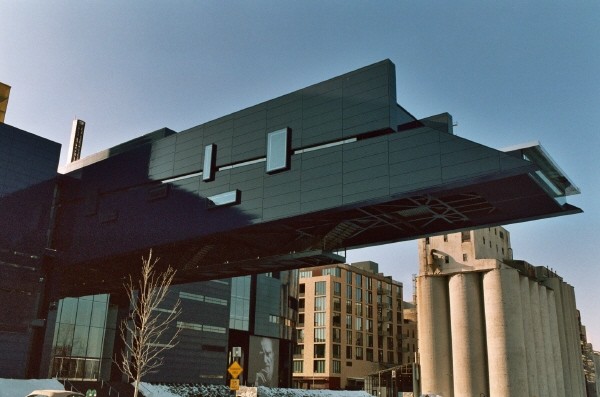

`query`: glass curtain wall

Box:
[49,294,115,380]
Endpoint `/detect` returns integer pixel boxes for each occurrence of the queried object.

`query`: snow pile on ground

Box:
[140,383,373,397]
[0,378,65,397]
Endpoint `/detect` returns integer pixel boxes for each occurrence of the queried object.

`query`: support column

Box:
[563,284,585,396]
[530,281,548,397]
[539,286,558,397]
[449,272,488,397]
[417,275,453,397]
[519,276,539,397]
[483,268,528,397]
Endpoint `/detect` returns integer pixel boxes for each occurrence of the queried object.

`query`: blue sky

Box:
[1,2,598,345]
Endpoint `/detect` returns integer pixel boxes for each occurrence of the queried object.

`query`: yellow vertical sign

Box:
[230,378,240,390]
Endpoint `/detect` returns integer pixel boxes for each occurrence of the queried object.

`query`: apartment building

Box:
[292,261,403,390]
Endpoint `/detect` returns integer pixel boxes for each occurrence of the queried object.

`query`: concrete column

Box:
[539,286,558,397]
[417,275,453,397]
[519,276,539,397]
[547,289,566,397]
[449,272,488,397]
[483,268,528,397]
[545,277,571,395]
[530,281,548,396]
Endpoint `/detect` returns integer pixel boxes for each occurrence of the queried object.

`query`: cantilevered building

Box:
[0,59,582,381]
[417,227,587,397]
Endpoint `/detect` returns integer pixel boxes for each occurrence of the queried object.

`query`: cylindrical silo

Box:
[539,286,558,397]
[529,280,548,396]
[519,276,539,397]
[417,275,453,397]
[483,268,528,397]
[545,277,571,394]
[564,283,585,395]
[449,272,488,396]
[547,289,566,397]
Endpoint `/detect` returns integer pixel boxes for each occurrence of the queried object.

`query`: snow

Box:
[0,378,65,397]
[0,379,377,397]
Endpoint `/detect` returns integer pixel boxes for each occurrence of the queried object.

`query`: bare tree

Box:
[116,249,181,397]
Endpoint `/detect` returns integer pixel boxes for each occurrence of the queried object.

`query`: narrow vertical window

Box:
[203,143,216,182]
[266,127,291,174]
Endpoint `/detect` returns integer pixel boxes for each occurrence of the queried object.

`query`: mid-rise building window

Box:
[314,297,326,311]
[346,315,353,329]
[355,302,363,316]
[314,328,326,343]
[356,318,363,331]
[333,297,341,312]
[299,298,305,311]
[463,253,468,261]
[313,360,326,373]
[333,328,341,343]
[356,288,363,302]
[315,281,326,296]
[366,276,372,289]
[333,282,341,297]
[299,283,305,295]
[366,319,373,333]
[366,348,374,361]
[346,299,352,314]
[297,329,304,343]
[346,270,353,285]
[299,270,312,279]
[332,360,341,374]
[355,274,363,287]
[298,313,305,326]
[356,331,363,346]
[332,313,341,327]
[367,334,374,348]
[356,347,364,360]
[314,344,326,358]
[346,285,352,299]
[346,330,353,344]
[346,346,353,360]
[332,344,341,359]
[293,360,303,373]
[323,267,341,277]
[314,312,326,326]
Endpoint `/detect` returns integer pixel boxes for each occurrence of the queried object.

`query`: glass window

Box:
[366,348,374,361]
[355,288,362,302]
[333,344,341,359]
[355,274,362,287]
[356,347,364,360]
[293,360,303,373]
[346,346,353,359]
[314,297,326,311]
[315,281,326,296]
[355,303,363,316]
[332,313,341,327]
[313,360,326,373]
[314,312,326,326]
[333,297,341,312]
[346,300,352,314]
[299,270,312,279]
[333,328,341,343]
[314,344,326,358]
[332,360,341,374]
[314,328,326,343]
[346,330,352,344]
[266,127,291,173]
[323,267,341,277]
[346,285,352,299]
[346,270,353,285]
[333,282,341,297]
[346,315,353,329]
[202,143,216,182]
[356,318,363,331]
